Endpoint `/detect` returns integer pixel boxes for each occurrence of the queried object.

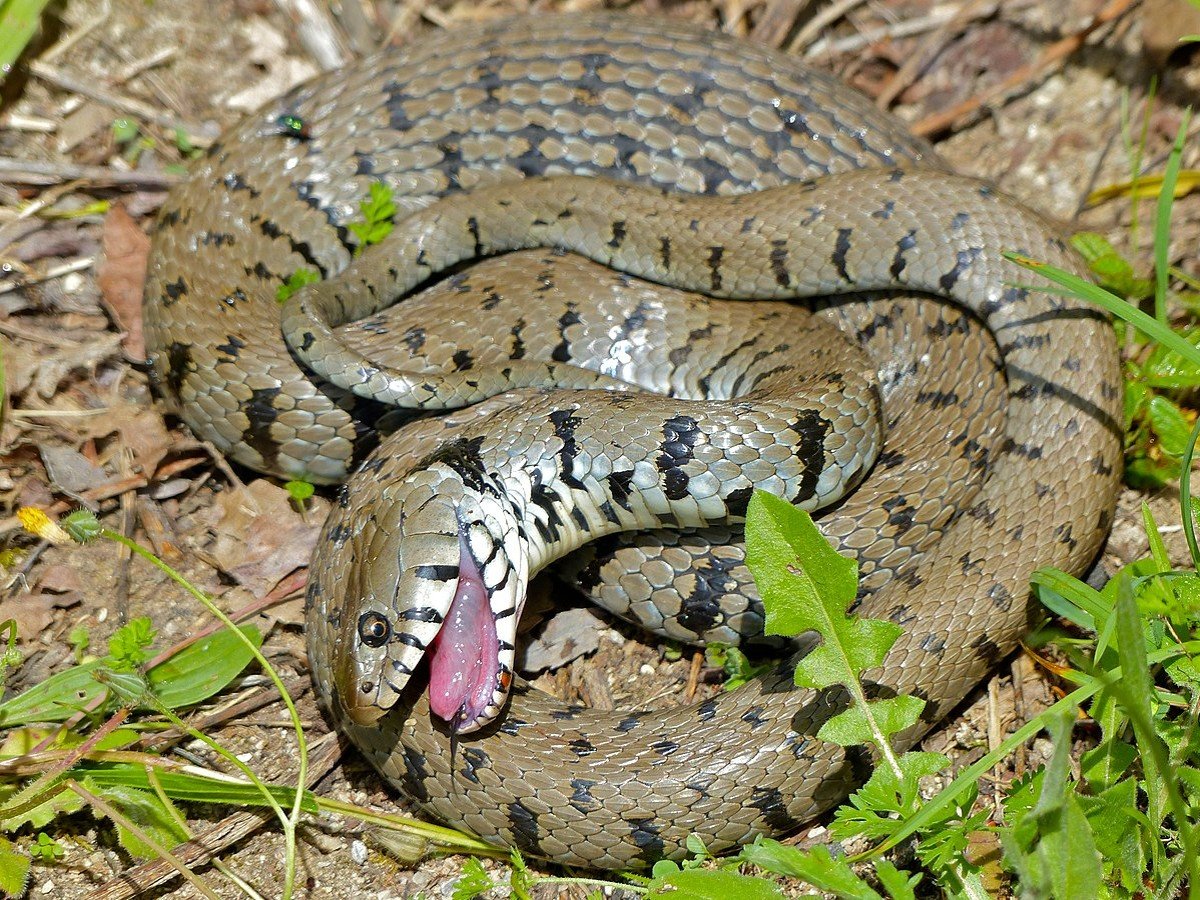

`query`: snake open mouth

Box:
[427,533,499,730]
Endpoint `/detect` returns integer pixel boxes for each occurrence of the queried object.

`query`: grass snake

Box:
[143,13,1123,869]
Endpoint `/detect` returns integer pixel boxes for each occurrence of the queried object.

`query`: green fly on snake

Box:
[144,13,1122,869]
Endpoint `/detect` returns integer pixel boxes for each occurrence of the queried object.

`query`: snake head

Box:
[317,464,528,734]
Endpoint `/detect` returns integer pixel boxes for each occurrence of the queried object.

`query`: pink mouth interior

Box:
[427,535,499,727]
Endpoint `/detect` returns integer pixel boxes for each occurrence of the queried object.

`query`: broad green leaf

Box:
[1143,334,1200,388]
[1123,379,1148,432]
[1077,779,1145,892]
[738,842,879,899]
[1041,793,1102,900]
[818,695,924,748]
[88,782,186,860]
[147,625,261,709]
[1,779,84,831]
[1079,739,1136,792]
[871,859,919,900]
[1069,232,1153,299]
[743,490,857,638]
[793,618,902,690]
[1147,395,1191,457]
[647,868,784,900]
[0,659,106,726]
[0,836,31,899]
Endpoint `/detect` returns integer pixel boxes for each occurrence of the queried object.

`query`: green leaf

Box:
[451,857,493,900]
[743,490,858,639]
[146,624,261,710]
[1005,253,1200,368]
[27,833,61,863]
[1122,379,1148,432]
[105,617,156,671]
[831,752,949,843]
[73,763,319,814]
[1147,395,1192,458]
[1043,793,1102,900]
[1069,232,1152,299]
[88,782,187,860]
[1077,778,1145,892]
[285,479,314,503]
[793,618,902,690]
[871,859,919,900]
[275,268,321,302]
[349,182,396,254]
[1079,738,1136,792]
[0,659,107,726]
[647,867,785,900]
[1032,568,1105,632]
[738,842,880,899]
[111,118,139,143]
[704,644,773,691]
[1,780,85,831]
[1142,333,1200,389]
[0,836,31,898]
[817,695,925,748]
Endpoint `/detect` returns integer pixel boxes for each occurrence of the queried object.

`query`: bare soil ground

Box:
[2,0,1200,897]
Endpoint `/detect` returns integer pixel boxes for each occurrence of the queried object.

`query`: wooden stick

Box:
[910,0,1139,137]
[0,157,180,187]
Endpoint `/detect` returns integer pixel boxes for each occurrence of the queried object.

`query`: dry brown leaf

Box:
[36,563,84,594]
[81,406,175,478]
[23,332,123,400]
[8,592,80,642]
[208,479,328,598]
[40,445,114,495]
[518,607,607,673]
[97,204,150,359]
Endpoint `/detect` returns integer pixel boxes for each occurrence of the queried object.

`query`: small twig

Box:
[28,59,202,137]
[0,113,56,133]
[84,733,343,900]
[909,0,1139,138]
[0,256,95,296]
[874,0,996,109]
[802,0,1037,59]
[749,0,817,48]
[42,0,111,63]
[0,157,180,187]
[788,0,870,52]
[272,0,349,70]
[684,649,704,702]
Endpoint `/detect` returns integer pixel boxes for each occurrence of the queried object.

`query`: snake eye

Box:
[357,612,391,648]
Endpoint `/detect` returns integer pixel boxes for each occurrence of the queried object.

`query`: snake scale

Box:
[143,14,1123,869]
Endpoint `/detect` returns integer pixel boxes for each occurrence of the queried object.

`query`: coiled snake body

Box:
[144,14,1122,869]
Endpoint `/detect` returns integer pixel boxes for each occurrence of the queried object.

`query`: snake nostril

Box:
[360,680,375,694]
[357,612,391,647]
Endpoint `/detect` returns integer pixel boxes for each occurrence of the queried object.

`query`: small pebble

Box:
[350,839,368,865]
[639,664,655,675]
[41,882,55,895]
